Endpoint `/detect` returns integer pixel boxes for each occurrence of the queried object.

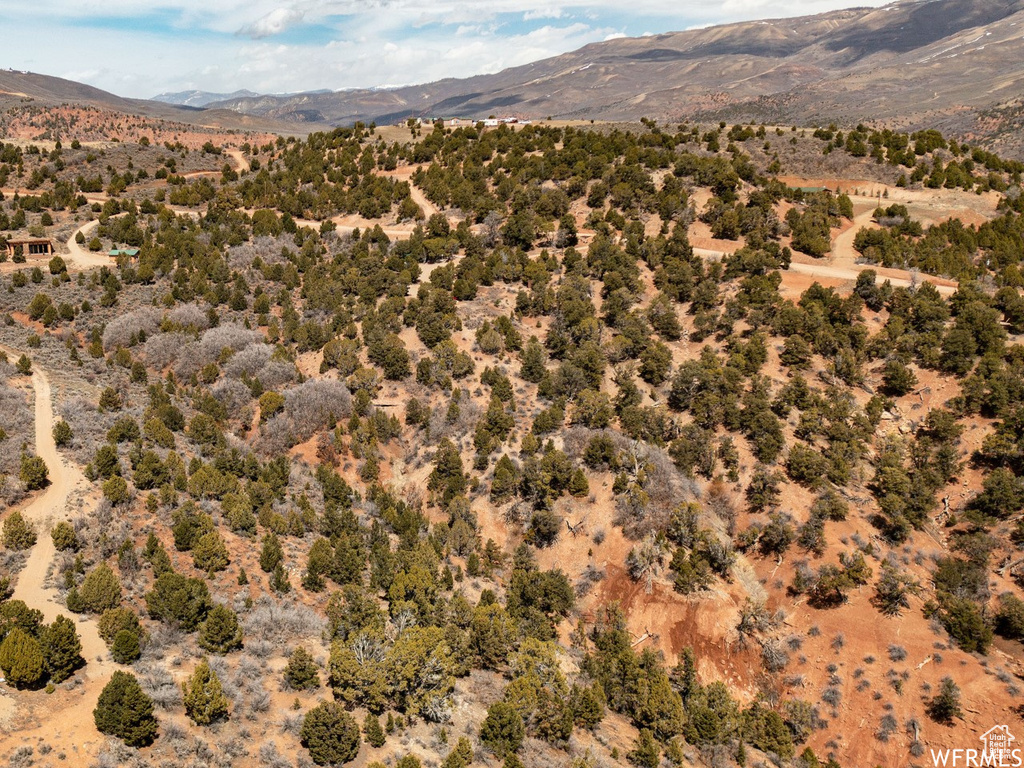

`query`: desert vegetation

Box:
[0,115,1020,768]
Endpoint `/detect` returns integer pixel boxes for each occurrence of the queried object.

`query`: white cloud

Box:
[238,7,306,38]
[0,0,894,98]
[523,8,562,20]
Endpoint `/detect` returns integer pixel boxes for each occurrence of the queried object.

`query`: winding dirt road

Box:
[0,347,111,674]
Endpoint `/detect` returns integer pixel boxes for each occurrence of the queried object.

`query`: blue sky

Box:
[0,0,891,98]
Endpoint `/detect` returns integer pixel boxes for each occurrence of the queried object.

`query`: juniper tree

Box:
[42,615,84,682]
[94,671,158,746]
[183,659,230,725]
[197,604,243,654]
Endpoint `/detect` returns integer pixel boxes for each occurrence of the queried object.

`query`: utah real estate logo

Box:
[931,725,1020,767]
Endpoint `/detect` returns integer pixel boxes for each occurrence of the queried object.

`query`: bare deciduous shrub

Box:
[223,343,273,378]
[212,378,252,411]
[166,303,209,330]
[144,332,192,370]
[260,381,351,451]
[103,307,162,350]
[888,644,907,662]
[761,639,790,672]
[137,662,182,709]
[199,324,263,361]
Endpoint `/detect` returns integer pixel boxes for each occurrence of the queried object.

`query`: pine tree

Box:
[51,520,79,551]
[363,712,386,747]
[441,737,473,768]
[627,729,660,768]
[18,454,47,489]
[3,510,37,550]
[271,562,291,594]
[94,671,158,746]
[182,659,230,725]
[568,468,590,498]
[78,562,122,613]
[300,700,360,765]
[259,532,283,572]
[111,630,142,664]
[197,605,243,654]
[284,646,321,690]
[927,677,962,723]
[42,614,84,682]
[0,627,45,689]
[192,531,229,574]
[480,701,525,758]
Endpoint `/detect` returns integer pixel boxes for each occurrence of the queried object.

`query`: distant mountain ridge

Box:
[152,89,260,108]
[204,0,1024,155]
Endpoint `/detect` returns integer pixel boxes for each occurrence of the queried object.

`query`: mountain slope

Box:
[209,0,1024,152]
[151,89,260,108]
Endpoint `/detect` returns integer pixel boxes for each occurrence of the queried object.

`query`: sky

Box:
[0,0,892,99]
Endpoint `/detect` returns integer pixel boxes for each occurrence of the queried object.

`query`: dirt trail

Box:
[63,220,111,271]
[225,148,250,174]
[0,346,111,679]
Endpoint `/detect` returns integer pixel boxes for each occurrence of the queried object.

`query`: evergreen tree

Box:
[51,520,79,551]
[927,677,962,723]
[0,627,45,688]
[192,531,230,574]
[42,614,84,682]
[300,700,361,765]
[441,737,473,768]
[52,419,73,447]
[480,701,525,757]
[568,468,590,497]
[94,671,158,746]
[111,630,142,664]
[182,659,230,725]
[284,646,321,690]
[197,605,243,654]
[78,562,122,613]
[2,510,37,550]
[259,532,283,572]
[145,572,213,631]
[19,454,48,490]
[363,712,386,747]
[271,562,291,593]
[627,729,660,768]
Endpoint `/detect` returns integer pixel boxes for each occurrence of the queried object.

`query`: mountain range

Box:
[151,89,261,108]
[2,0,1024,155]
[204,0,1024,155]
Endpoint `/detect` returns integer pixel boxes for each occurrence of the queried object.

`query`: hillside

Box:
[0,117,1021,767]
[209,0,1024,155]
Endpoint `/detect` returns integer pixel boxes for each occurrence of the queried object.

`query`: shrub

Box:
[78,563,122,613]
[19,454,48,490]
[995,594,1024,640]
[284,647,321,690]
[0,627,45,688]
[42,615,84,682]
[300,700,360,765]
[197,605,243,654]
[51,521,79,551]
[182,659,230,725]
[94,671,158,745]
[3,511,37,550]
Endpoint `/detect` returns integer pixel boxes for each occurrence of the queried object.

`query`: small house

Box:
[5,238,53,259]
